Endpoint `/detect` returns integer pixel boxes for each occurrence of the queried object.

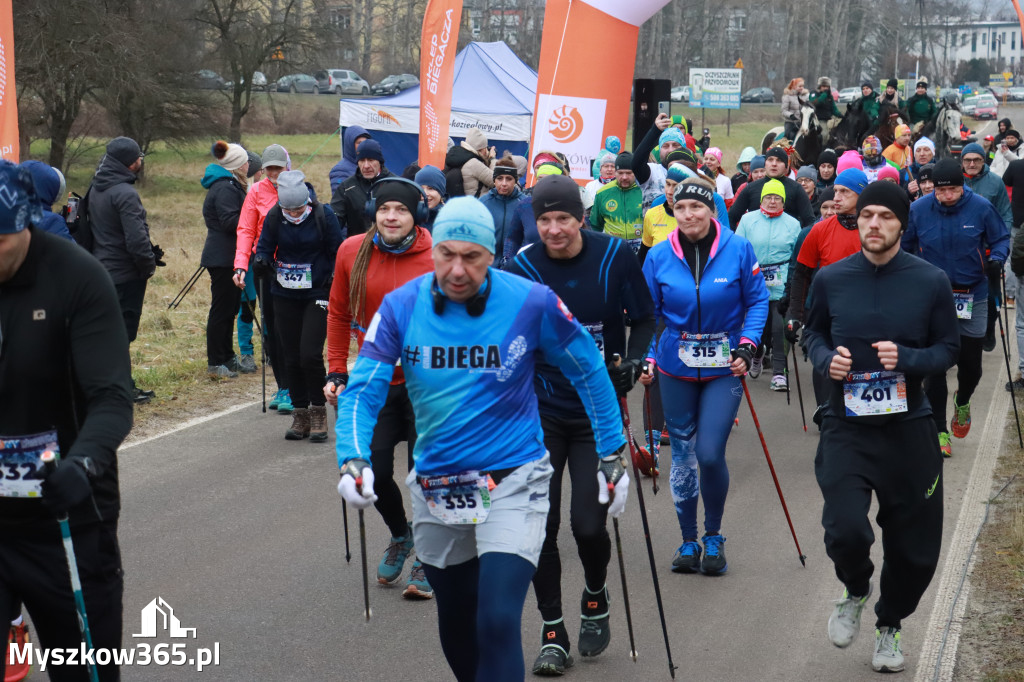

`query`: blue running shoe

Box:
[403,559,433,599]
[377,533,414,585]
[268,388,286,410]
[700,534,727,575]
[671,540,702,573]
[276,389,293,415]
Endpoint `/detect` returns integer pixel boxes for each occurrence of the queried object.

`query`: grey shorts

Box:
[406,453,554,569]
[958,295,988,338]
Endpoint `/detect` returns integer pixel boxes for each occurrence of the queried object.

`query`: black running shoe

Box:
[532,646,574,676]
[671,540,702,573]
[983,332,996,352]
[1007,377,1024,392]
[700,533,728,575]
[578,587,610,657]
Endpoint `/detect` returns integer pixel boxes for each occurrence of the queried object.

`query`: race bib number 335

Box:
[419,471,491,524]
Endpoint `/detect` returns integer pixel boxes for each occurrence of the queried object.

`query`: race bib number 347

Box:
[843,371,908,416]
[0,430,58,498]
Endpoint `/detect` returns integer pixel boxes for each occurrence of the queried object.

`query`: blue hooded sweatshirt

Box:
[329,126,371,192]
[22,160,73,240]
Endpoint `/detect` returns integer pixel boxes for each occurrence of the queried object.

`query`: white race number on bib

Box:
[0,430,58,498]
[679,332,731,368]
[761,263,783,288]
[582,322,605,360]
[953,291,973,320]
[419,471,492,524]
[276,262,313,290]
[843,371,908,416]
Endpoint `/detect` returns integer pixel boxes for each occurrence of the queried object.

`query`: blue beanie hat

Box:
[604,136,621,155]
[0,160,43,234]
[356,139,385,163]
[414,165,447,198]
[659,128,686,149]
[433,197,496,254]
[961,142,986,159]
[749,155,766,172]
[20,160,62,205]
[666,163,697,183]
[835,168,869,194]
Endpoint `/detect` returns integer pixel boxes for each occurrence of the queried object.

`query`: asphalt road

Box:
[86,343,1009,682]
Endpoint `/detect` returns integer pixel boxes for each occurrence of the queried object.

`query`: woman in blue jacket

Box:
[640,179,769,576]
[255,170,345,443]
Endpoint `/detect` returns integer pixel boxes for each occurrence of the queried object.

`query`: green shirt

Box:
[592,182,644,252]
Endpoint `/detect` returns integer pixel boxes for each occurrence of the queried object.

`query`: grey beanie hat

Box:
[276,170,309,209]
[796,165,818,182]
[106,136,143,167]
[246,151,263,178]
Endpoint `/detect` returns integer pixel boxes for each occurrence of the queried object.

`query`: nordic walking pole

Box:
[790,344,807,432]
[784,343,791,406]
[996,298,1024,448]
[41,451,100,682]
[740,378,806,565]
[342,499,352,563]
[167,265,205,310]
[354,476,371,620]
[259,275,267,413]
[642,374,660,495]
[610,516,637,661]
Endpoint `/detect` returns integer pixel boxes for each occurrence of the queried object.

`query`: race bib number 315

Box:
[679,332,731,368]
[843,371,908,416]
[0,430,58,498]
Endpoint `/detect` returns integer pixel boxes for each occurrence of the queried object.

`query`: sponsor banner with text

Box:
[340,101,531,142]
[689,68,741,110]
[419,0,462,168]
[0,0,19,161]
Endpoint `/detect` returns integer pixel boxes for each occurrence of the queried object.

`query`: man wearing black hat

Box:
[88,136,157,403]
[330,138,394,237]
[906,79,936,128]
[804,181,959,674]
[903,158,1009,457]
[505,174,653,675]
[728,147,816,228]
[592,153,645,253]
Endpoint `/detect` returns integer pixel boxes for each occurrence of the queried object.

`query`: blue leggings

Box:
[422,552,535,682]
[659,373,742,540]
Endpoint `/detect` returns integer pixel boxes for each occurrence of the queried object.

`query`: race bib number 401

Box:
[679,332,731,368]
[843,371,908,416]
[0,430,58,498]
[419,471,491,524]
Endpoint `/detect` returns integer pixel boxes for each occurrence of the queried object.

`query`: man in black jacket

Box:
[330,139,393,237]
[0,161,134,681]
[88,136,155,403]
[728,148,816,227]
[803,181,959,673]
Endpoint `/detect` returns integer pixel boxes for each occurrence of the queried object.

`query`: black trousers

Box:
[815,416,943,629]
[370,383,417,538]
[924,334,984,434]
[273,296,327,409]
[255,269,286,389]
[532,414,610,622]
[0,521,124,681]
[113,279,147,345]
[206,266,241,367]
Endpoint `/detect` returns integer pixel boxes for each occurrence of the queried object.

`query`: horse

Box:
[869,101,907,150]
[826,105,869,153]
[760,126,785,155]
[930,101,963,160]
[792,103,823,168]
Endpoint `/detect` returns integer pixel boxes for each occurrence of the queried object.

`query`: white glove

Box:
[337,460,377,509]
[597,467,630,518]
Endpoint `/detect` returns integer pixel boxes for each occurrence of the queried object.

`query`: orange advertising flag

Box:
[0,0,18,161]
[419,0,462,169]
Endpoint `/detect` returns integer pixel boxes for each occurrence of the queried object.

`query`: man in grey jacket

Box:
[88,136,156,403]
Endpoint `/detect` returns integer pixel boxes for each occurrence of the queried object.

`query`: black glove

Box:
[40,458,94,516]
[986,259,1004,278]
[326,372,348,390]
[253,255,273,278]
[776,293,790,318]
[731,342,757,373]
[598,445,628,486]
[784,319,802,344]
[151,243,166,267]
[607,358,641,395]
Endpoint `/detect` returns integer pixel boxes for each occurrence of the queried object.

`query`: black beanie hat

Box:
[932,159,964,187]
[818,186,835,204]
[856,181,910,230]
[918,163,935,182]
[816,149,838,168]
[886,78,899,89]
[615,152,634,171]
[664,149,690,167]
[532,174,584,221]
[1005,129,1021,140]
[765,148,789,165]
[372,178,423,217]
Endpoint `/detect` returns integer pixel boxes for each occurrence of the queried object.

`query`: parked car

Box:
[837,87,860,104]
[371,74,419,96]
[670,85,689,102]
[1009,86,1024,102]
[740,87,774,103]
[276,74,320,94]
[314,69,370,95]
[224,71,268,92]
[965,94,998,119]
[195,70,227,90]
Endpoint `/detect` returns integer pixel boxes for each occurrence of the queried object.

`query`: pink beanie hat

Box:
[876,164,900,183]
[705,147,723,163]
[836,150,864,175]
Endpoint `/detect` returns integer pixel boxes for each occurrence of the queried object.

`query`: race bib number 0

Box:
[276,262,312,290]
[0,430,58,498]
[419,471,491,524]
[762,263,783,288]
[679,332,731,368]
[582,322,605,360]
[843,371,908,416]
[953,291,973,320]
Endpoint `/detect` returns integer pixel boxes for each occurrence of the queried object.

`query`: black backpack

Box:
[63,185,94,251]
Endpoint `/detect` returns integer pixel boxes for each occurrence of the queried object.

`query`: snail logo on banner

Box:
[535,94,606,181]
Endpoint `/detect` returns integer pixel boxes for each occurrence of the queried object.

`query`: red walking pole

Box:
[740,377,806,566]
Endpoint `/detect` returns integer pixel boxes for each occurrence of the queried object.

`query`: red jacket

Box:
[234,177,279,270]
[326,227,434,382]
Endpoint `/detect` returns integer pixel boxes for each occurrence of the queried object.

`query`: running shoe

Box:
[268,388,287,410]
[208,364,238,379]
[578,586,610,657]
[6,621,30,682]
[660,429,670,445]
[377,533,414,585]
[671,540,702,573]
[700,534,727,575]
[403,559,433,599]
[1007,377,1024,392]
[950,392,971,438]
[872,627,905,672]
[749,355,763,379]
[532,621,573,676]
[938,431,952,458]
[827,582,873,648]
[770,374,788,391]
[983,331,996,352]
[277,389,293,415]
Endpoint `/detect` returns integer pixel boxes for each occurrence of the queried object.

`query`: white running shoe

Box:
[827,582,872,648]
[770,374,788,391]
[749,355,763,379]
[872,627,904,672]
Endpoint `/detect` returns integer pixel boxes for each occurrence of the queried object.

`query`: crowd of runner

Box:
[0,91,1019,681]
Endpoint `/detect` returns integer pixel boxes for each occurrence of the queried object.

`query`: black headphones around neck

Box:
[432,271,492,317]
[364,176,430,226]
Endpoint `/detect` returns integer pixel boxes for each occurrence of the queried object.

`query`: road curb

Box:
[914,358,1012,681]
[120,400,261,452]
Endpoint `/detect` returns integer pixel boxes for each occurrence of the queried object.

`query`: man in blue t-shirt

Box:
[335,197,627,682]
[506,175,654,674]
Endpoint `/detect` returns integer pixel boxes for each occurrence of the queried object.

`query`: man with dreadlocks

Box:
[324,177,435,598]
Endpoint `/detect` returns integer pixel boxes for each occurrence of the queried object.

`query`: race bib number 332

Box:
[0,430,58,498]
